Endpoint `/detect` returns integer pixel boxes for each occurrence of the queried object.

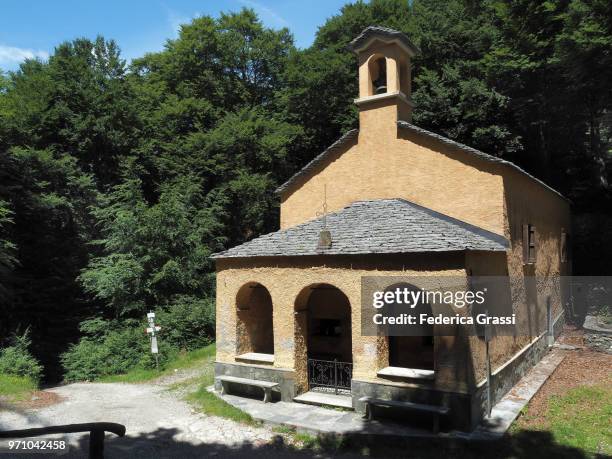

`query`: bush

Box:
[62,319,178,381]
[62,295,215,382]
[156,296,215,350]
[0,332,43,382]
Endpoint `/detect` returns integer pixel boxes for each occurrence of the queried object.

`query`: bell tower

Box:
[348,26,420,133]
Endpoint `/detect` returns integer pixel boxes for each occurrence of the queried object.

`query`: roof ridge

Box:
[211,198,509,259]
[345,198,506,243]
[347,26,421,55]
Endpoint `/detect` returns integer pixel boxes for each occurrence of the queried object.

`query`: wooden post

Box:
[89,429,105,459]
[485,313,492,418]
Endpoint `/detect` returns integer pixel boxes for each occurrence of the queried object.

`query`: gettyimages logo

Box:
[372,286,487,309]
[361,276,527,337]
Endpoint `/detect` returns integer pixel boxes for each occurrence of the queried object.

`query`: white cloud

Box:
[0,45,49,66]
[239,0,289,27]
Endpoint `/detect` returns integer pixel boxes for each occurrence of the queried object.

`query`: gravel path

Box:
[0,377,318,458]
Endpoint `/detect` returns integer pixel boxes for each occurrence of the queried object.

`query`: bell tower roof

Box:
[350,26,419,127]
[348,26,420,57]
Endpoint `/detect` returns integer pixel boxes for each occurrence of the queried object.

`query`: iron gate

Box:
[307,358,352,393]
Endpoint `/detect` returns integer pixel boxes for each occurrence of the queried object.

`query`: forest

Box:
[0,0,610,383]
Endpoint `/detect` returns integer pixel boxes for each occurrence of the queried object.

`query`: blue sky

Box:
[0,0,349,71]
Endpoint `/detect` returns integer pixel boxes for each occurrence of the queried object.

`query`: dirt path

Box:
[0,374,313,458]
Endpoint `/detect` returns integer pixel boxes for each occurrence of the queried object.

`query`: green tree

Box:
[80,172,224,317]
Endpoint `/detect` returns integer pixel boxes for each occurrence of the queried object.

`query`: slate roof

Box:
[275,122,567,202]
[211,198,508,259]
[347,26,421,56]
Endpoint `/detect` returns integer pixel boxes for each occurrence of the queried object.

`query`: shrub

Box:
[62,295,215,381]
[156,296,215,350]
[62,319,178,382]
[0,332,43,382]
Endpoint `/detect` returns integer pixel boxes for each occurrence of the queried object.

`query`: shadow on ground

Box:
[59,427,590,459]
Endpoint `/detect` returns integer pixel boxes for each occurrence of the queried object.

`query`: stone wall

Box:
[472,310,565,422]
[351,379,474,431]
[214,362,296,401]
[215,253,468,393]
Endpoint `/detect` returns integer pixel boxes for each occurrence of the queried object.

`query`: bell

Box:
[375,85,387,94]
[317,230,332,249]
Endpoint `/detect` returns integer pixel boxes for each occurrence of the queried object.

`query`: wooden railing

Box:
[0,422,126,459]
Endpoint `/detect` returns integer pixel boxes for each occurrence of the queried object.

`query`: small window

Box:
[312,319,342,337]
[523,224,537,264]
[561,230,570,263]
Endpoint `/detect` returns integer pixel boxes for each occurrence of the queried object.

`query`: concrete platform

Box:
[470,348,566,440]
[211,348,566,440]
[212,390,438,438]
[235,352,274,364]
[293,391,353,409]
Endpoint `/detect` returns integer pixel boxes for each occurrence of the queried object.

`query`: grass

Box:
[0,374,38,402]
[98,343,216,383]
[546,385,611,456]
[186,384,257,425]
[177,344,258,425]
[510,382,611,458]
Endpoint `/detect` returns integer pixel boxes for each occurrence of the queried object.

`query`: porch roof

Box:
[211,198,508,259]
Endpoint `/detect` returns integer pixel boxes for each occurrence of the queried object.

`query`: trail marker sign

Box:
[145,312,162,369]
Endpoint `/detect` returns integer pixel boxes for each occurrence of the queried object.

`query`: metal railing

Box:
[307,358,352,394]
[0,422,126,459]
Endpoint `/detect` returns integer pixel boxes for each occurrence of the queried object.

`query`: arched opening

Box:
[235,282,274,357]
[368,55,387,95]
[383,283,434,371]
[294,283,352,394]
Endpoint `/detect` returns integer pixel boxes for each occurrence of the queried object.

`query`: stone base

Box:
[215,312,564,432]
[351,379,475,431]
[214,362,296,401]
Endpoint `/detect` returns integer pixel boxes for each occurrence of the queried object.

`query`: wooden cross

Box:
[145,312,162,370]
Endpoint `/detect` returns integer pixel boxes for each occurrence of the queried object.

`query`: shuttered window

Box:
[561,230,569,263]
[523,224,537,264]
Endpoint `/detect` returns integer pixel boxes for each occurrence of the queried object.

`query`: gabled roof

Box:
[274,122,567,202]
[211,198,508,259]
[347,26,421,56]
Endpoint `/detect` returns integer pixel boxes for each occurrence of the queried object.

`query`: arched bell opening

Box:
[368,54,388,95]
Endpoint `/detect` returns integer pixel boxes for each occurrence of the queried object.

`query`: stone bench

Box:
[217,375,280,403]
[359,396,449,433]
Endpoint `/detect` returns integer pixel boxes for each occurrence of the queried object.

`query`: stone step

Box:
[293,391,354,409]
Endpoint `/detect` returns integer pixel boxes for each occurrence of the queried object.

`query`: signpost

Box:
[484,310,492,418]
[145,312,162,371]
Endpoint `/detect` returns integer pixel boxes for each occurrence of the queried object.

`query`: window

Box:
[561,230,570,263]
[523,224,537,264]
[312,319,342,337]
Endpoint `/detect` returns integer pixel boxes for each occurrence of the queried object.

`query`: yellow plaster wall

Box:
[463,171,570,385]
[502,169,571,350]
[215,254,468,392]
[279,124,506,236]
